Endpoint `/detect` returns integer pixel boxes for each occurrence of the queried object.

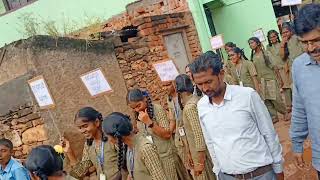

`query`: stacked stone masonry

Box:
[0,103,48,161]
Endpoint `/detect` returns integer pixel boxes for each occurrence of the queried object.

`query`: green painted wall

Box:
[188,0,278,57]
[0,0,136,47]
[210,0,278,57]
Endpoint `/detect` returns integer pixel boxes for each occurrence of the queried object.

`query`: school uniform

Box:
[127,135,167,180]
[182,95,216,180]
[267,43,292,109]
[229,59,258,89]
[167,96,193,180]
[136,104,178,180]
[252,52,286,120]
[69,141,127,180]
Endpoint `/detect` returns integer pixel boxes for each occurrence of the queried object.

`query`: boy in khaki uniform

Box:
[249,37,287,123]
[175,74,216,180]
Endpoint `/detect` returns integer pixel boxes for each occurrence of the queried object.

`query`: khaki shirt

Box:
[287,35,304,62]
[131,135,168,180]
[70,141,122,180]
[229,59,257,89]
[266,43,292,88]
[252,52,276,81]
[182,95,216,180]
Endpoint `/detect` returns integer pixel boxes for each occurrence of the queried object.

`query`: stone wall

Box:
[114,12,202,107]
[0,35,132,158]
[0,103,47,161]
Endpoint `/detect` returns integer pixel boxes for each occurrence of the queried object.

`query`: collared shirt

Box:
[0,158,30,180]
[290,53,320,171]
[197,84,283,175]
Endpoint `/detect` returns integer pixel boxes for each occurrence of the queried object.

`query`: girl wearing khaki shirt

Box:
[175,74,216,180]
[127,89,178,180]
[102,112,167,180]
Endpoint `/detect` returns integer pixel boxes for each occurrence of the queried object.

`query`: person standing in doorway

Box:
[290,3,320,179]
[249,37,287,123]
[0,138,30,180]
[189,51,284,180]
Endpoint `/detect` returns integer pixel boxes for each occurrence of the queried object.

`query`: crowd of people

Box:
[0,3,319,180]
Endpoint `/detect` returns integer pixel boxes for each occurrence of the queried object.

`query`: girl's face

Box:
[129,99,147,113]
[269,33,279,44]
[75,118,101,139]
[249,40,258,50]
[228,51,241,64]
[225,46,233,53]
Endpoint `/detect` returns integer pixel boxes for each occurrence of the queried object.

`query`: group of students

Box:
[223,22,304,123]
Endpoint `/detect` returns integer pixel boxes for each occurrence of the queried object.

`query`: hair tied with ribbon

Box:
[142,91,149,97]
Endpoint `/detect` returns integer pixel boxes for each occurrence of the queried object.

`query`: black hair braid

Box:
[117,136,125,173]
[250,49,254,61]
[284,43,290,60]
[177,94,184,110]
[35,170,48,180]
[240,49,249,60]
[145,94,154,120]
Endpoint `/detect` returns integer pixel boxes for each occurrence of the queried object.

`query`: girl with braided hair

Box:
[227,47,260,91]
[26,145,65,180]
[127,88,178,180]
[266,30,292,120]
[102,112,167,180]
[60,107,128,180]
[175,74,216,180]
[248,37,287,123]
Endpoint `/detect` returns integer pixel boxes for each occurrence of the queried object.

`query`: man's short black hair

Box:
[189,50,223,76]
[0,138,13,150]
[295,3,320,37]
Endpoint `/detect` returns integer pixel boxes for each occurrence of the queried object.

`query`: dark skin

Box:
[162,81,177,132]
[180,92,206,176]
[279,27,293,60]
[60,118,102,170]
[129,99,172,140]
[0,145,12,170]
[193,69,284,180]
[294,28,320,169]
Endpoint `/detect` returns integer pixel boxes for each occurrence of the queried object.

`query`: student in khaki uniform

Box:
[102,112,168,180]
[266,30,292,120]
[227,47,260,90]
[248,37,287,123]
[224,43,241,85]
[279,23,304,112]
[163,81,193,180]
[127,89,178,180]
[175,74,216,180]
[61,107,127,180]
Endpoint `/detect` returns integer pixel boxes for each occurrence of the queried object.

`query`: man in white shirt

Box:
[189,51,284,180]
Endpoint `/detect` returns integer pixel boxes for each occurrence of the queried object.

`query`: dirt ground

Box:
[275,119,318,180]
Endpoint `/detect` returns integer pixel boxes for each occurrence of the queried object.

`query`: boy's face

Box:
[0,145,12,166]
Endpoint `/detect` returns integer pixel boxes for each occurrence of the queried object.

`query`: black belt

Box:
[224,165,273,179]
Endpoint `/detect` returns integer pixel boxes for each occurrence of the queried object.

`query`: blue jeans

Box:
[218,170,276,180]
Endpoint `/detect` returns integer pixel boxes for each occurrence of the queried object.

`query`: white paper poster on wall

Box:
[28,76,55,109]
[281,0,302,6]
[210,34,224,50]
[253,28,266,42]
[153,60,180,82]
[80,68,112,97]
